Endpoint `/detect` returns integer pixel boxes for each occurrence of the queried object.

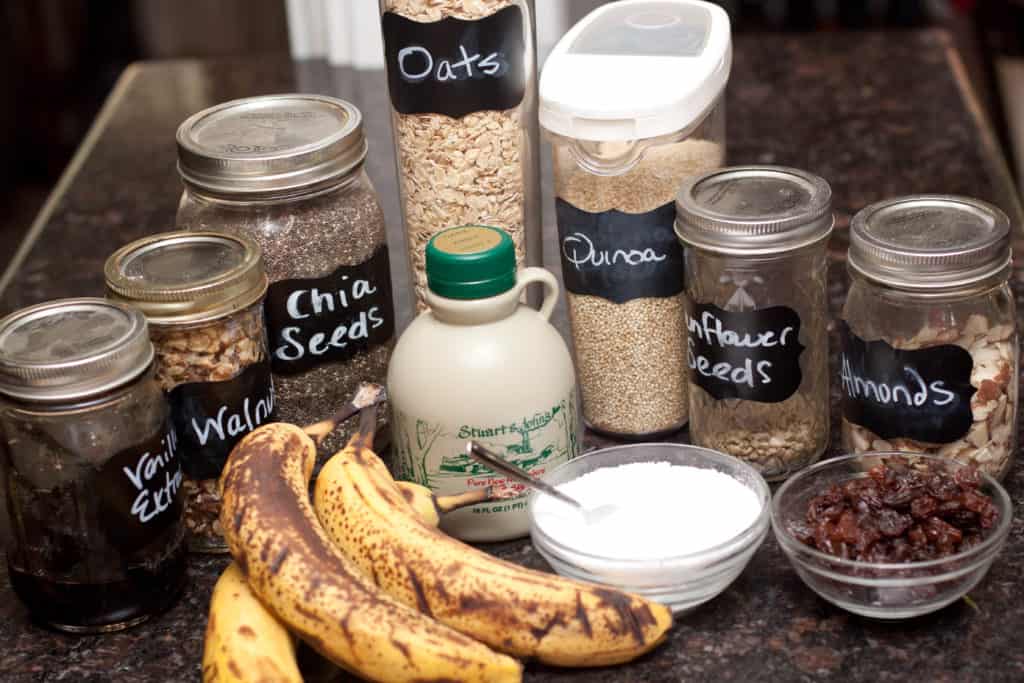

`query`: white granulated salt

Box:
[532,462,762,560]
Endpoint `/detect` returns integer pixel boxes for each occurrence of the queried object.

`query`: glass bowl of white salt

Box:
[528,443,771,614]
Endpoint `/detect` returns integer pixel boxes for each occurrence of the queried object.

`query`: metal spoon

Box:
[465,441,619,524]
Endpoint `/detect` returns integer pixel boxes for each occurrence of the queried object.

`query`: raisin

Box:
[797,464,996,563]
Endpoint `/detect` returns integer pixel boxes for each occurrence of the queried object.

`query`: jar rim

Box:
[848,194,1012,289]
[0,298,155,402]
[105,231,268,326]
[176,94,367,196]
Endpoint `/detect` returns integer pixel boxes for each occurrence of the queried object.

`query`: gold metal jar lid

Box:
[0,297,154,402]
[176,94,367,196]
[104,231,268,326]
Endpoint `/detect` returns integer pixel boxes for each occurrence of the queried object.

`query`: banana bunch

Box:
[205,384,673,682]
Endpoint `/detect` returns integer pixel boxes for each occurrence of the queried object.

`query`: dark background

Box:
[1,0,1022,280]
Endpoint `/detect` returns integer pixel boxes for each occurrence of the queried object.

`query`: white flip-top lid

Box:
[540,0,731,142]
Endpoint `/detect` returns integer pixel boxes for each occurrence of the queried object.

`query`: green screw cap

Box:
[426,225,516,300]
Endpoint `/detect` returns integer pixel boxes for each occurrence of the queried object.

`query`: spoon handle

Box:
[466,441,583,510]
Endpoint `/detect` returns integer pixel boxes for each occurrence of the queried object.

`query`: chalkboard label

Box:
[266,246,395,376]
[382,6,526,118]
[839,321,975,443]
[168,361,275,480]
[556,199,683,303]
[687,303,804,403]
[97,424,183,553]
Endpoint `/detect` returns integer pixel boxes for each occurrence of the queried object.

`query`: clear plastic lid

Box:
[539,0,731,142]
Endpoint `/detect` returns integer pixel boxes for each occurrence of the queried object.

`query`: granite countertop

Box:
[3,29,1024,682]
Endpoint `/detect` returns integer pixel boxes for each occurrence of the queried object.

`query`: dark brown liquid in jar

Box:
[2,393,186,632]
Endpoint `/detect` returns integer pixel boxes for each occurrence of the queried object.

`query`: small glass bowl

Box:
[772,452,1013,620]
[527,443,771,614]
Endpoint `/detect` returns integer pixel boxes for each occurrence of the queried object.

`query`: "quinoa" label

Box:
[556,199,683,303]
[839,321,975,443]
[265,246,395,376]
[381,6,526,119]
[687,303,805,403]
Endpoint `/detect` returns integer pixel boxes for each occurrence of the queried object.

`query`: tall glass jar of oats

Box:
[539,0,730,438]
[675,167,833,481]
[379,0,542,311]
[105,231,273,553]
[841,195,1018,480]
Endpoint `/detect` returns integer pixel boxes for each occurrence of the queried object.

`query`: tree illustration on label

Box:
[265,246,395,375]
[839,321,975,443]
[381,6,526,118]
[687,303,804,402]
[556,199,683,303]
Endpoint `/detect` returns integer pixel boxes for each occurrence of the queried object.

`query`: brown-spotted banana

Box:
[394,481,497,527]
[313,437,674,667]
[202,562,302,683]
[219,421,523,683]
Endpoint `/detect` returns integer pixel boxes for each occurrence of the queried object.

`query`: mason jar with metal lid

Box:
[841,195,1018,479]
[675,166,833,480]
[175,94,396,456]
[105,230,273,553]
[0,298,185,632]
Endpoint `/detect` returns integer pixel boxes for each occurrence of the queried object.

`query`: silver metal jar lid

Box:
[674,165,833,255]
[104,230,268,326]
[0,298,154,402]
[848,195,1012,290]
[176,94,367,196]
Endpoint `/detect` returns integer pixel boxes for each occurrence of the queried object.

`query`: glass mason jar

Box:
[379,0,542,311]
[841,195,1018,480]
[0,299,186,632]
[540,0,731,438]
[675,167,833,480]
[105,231,273,554]
[175,95,396,456]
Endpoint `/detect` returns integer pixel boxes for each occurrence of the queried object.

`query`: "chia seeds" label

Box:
[687,302,805,403]
[556,199,684,304]
[391,390,580,518]
[265,246,395,376]
[167,361,275,480]
[839,321,976,443]
[382,5,526,119]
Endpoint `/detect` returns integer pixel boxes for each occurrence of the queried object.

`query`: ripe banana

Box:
[314,437,674,667]
[202,562,302,683]
[394,481,497,527]
[219,421,523,683]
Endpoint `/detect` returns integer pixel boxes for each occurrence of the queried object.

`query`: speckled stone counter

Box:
[3,30,1024,682]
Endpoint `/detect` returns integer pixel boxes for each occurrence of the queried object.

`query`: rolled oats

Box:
[384,0,534,311]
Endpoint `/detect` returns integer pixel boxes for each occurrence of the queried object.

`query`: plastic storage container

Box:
[105,231,273,553]
[841,195,1018,480]
[675,166,833,480]
[539,0,730,438]
[379,0,541,311]
[175,95,395,456]
[388,225,579,541]
[0,299,185,632]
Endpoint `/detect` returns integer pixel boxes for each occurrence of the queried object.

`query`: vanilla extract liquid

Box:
[4,424,186,632]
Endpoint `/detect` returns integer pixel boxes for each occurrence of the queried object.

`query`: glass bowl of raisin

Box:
[771,452,1012,619]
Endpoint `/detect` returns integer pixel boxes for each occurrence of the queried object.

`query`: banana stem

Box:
[303,383,386,446]
[435,487,495,514]
[352,401,379,451]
